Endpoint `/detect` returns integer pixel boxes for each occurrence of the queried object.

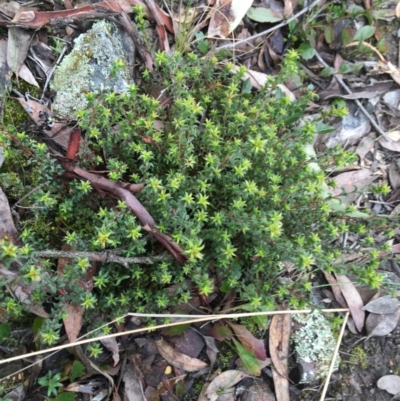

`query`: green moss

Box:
[349,346,369,369]
[3,78,41,124]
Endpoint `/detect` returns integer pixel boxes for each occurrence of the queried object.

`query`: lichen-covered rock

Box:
[292,310,339,383]
[51,20,134,118]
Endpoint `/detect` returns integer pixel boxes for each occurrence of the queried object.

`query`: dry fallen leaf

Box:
[0,186,19,242]
[355,132,376,160]
[379,132,400,152]
[100,337,120,366]
[156,338,208,372]
[241,381,276,401]
[335,274,365,332]
[365,310,400,339]
[389,161,400,191]
[331,169,375,205]
[208,0,254,38]
[7,27,32,74]
[63,303,84,343]
[269,310,291,401]
[323,271,348,308]
[362,295,400,314]
[18,63,39,87]
[377,375,400,394]
[205,370,249,401]
[122,360,146,401]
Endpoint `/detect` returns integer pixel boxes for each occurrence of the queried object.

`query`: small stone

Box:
[65,26,74,36]
[52,20,134,118]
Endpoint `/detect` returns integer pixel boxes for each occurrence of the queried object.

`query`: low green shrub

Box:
[0,50,393,342]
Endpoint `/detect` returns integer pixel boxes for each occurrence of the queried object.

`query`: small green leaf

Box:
[320,67,335,77]
[33,317,45,349]
[0,323,10,342]
[220,280,232,292]
[314,123,334,134]
[246,7,283,23]
[341,27,354,46]
[70,361,85,382]
[241,78,252,94]
[162,323,190,336]
[232,339,261,376]
[348,5,365,15]
[297,41,316,60]
[215,49,232,60]
[51,393,75,401]
[252,315,269,330]
[354,25,375,42]
[285,104,306,125]
[175,380,186,398]
[324,26,334,44]
[338,62,363,75]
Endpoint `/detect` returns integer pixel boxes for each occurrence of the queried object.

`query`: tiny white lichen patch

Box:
[292,310,339,382]
[51,20,133,118]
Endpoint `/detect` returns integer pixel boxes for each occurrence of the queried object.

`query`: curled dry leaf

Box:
[269,311,291,401]
[205,370,249,401]
[64,378,111,396]
[379,131,400,153]
[208,0,254,38]
[331,169,375,205]
[365,310,400,339]
[377,375,400,395]
[0,186,19,242]
[355,132,376,160]
[156,338,208,372]
[389,161,400,190]
[335,274,365,332]
[100,337,120,366]
[7,27,31,74]
[362,295,400,314]
[18,63,39,87]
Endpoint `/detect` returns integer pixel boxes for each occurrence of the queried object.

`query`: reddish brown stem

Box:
[66,128,82,160]
[59,159,187,266]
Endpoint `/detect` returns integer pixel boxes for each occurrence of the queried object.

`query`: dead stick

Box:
[60,160,187,265]
[65,128,81,160]
[314,50,387,138]
[34,249,171,266]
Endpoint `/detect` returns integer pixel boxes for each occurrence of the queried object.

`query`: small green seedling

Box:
[38,372,63,397]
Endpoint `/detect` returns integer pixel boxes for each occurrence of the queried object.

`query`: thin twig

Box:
[40,45,69,101]
[12,185,44,211]
[0,308,349,367]
[215,0,324,51]
[319,311,350,401]
[314,51,387,138]
[33,250,171,266]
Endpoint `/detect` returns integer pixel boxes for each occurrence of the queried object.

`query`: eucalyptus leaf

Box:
[246,7,283,23]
